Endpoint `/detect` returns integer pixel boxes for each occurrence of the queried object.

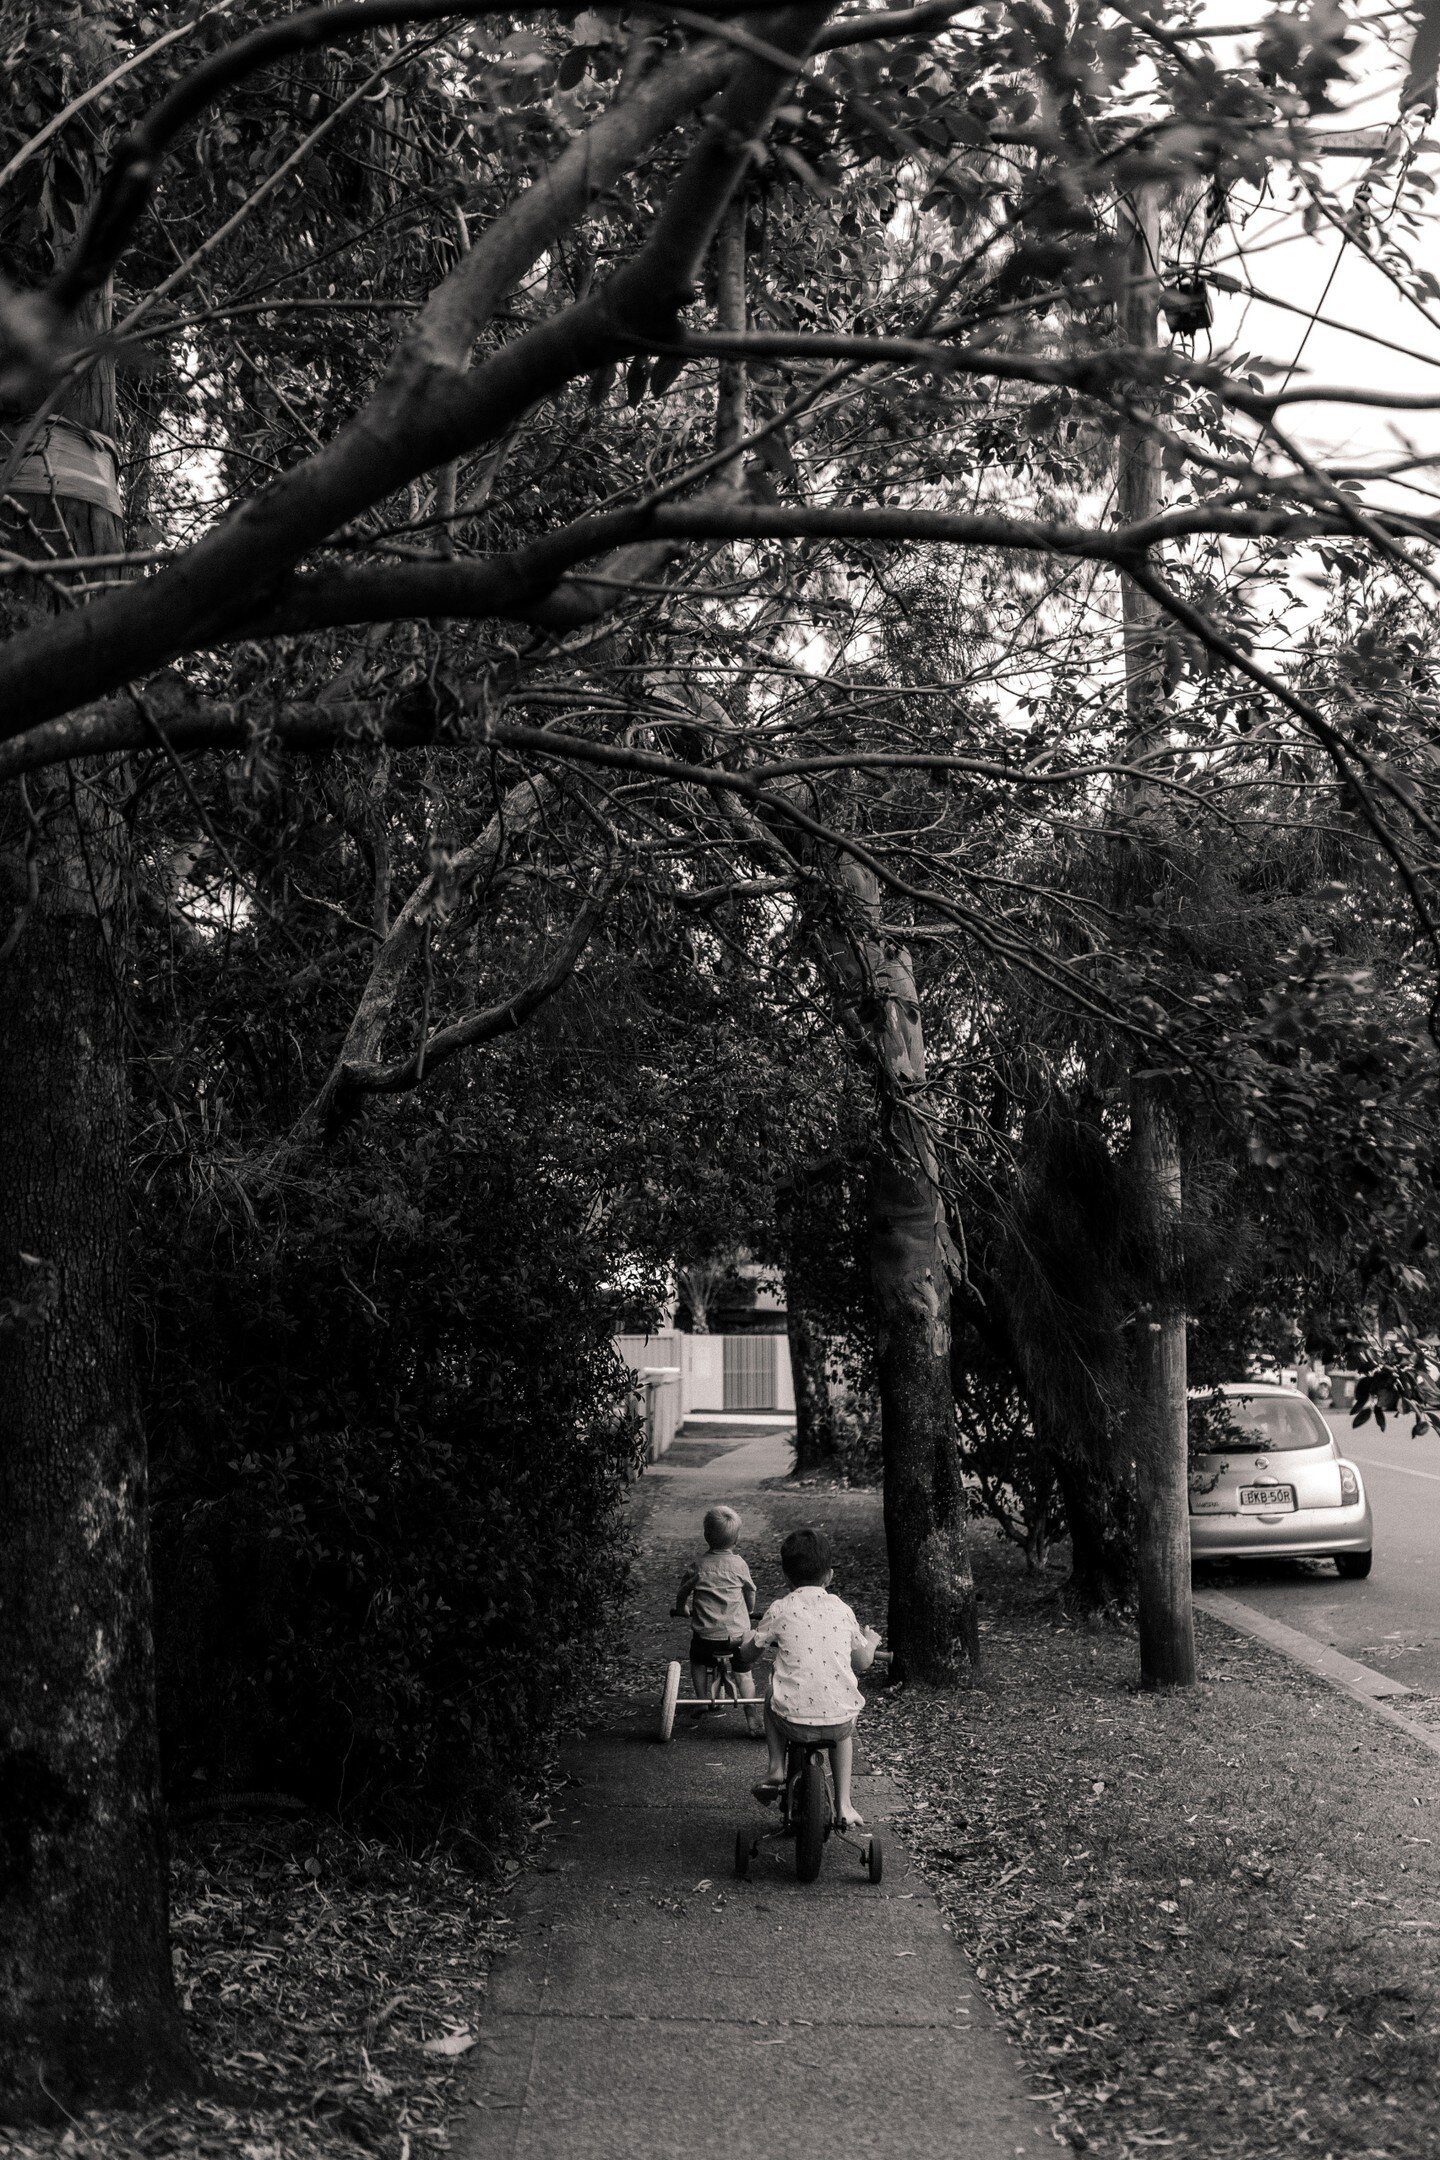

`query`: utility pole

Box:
[1101,121,1401,1687]
[1116,181,1197,1690]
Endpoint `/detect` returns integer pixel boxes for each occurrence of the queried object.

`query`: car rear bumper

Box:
[1189,1499,1372,1560]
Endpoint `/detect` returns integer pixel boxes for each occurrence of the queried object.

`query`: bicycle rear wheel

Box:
[794,1751,828,1882]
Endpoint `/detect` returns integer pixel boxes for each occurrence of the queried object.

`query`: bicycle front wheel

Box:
[658,1660,681,1742]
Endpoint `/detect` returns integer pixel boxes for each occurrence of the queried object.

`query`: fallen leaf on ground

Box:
[422,2028,477,2056]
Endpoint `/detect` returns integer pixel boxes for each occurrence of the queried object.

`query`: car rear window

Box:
[1203,1394,1332,1452]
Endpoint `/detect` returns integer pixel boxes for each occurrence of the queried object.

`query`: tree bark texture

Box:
[870,1147,979,1683]
[826,864,979,1684]
[1116,183,1195,1688]
[0,318,190,2114]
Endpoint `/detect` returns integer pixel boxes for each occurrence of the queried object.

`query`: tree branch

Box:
[48,0,811,316]
[307,771,554,1130]
[326,866,616,1114]
[7,497,1400,721]
[0,6,830,729]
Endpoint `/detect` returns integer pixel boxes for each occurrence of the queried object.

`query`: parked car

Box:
[1189,1383,1373,1578]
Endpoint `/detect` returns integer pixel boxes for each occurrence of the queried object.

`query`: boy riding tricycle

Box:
[731,1525,886,1883]
[663,1515,887,1885]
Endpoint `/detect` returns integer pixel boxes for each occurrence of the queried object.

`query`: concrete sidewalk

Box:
[459,1426,1052,2160]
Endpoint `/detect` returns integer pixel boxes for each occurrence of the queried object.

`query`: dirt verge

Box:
[0,1817,513,2160]
[827,1504,1440,2160]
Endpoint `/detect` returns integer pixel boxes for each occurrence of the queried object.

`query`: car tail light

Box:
[1339,1462,1360,1503]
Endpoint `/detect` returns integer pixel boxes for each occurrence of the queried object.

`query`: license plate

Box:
[1240,1485,1295,1509]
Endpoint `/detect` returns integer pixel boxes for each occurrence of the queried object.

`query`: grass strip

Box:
[832,1513,1440,2159]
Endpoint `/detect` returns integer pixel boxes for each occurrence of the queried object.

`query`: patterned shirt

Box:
[749,1585,868,1724]
[678,1548,756,1641]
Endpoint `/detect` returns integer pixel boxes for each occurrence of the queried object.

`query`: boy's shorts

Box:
[690,1633,748,1668]
[767,1707,856,1745]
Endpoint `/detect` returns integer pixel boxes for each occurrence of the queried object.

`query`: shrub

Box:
[141,1101,645,1848]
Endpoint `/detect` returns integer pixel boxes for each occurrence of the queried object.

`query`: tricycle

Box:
[656,1647,759,1741]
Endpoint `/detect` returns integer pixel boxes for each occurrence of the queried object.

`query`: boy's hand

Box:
[731,1630,761,1673]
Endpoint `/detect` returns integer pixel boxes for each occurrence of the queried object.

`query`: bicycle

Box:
[733,1726,884,1886]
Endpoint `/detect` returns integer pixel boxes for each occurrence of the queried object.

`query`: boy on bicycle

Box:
[736,1527,880,1828]
[671,1505,765,1736]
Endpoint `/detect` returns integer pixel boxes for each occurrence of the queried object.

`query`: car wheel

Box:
[1336,1550,1373,1580]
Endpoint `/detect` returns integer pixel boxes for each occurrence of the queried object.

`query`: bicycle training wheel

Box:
[658,1660,681,1742]
[795,1752,828,1883]
[866,1835,884,1885]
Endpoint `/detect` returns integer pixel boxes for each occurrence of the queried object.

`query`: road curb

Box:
[1195,1589,1440,1759]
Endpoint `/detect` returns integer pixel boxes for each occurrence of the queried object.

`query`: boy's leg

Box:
[761,1703,787,1782]
[829,1733,863,1826]
[688,1660,718,1717]
[735,1666,764,1736]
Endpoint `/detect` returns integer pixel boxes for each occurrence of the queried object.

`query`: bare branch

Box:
[307,772,555,1129]
[814,0,981,48]
[327,866,617,1112]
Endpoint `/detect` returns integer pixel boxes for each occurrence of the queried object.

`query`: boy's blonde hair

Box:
[703,1505,742,1550]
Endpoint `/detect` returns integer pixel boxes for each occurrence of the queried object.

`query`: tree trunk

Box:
[787,1298,835,1472]
[802,860,979,1683]
[871,1149,979,1682]
[1048,1445,1135,1616]
[1128,1085,1195,1686]
[0,309,191,2115]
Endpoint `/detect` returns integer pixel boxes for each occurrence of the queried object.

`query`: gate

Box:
[723,1334,778,1411]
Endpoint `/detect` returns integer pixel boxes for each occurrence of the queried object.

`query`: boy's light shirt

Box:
[682,1548,755,1640]
[749,1585,867,1723]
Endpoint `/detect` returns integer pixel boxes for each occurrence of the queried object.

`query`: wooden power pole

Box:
[1117,183,1197,1690]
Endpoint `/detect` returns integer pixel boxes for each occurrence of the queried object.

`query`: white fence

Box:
[638,1368,682,1462]
[615,1332,794,1432]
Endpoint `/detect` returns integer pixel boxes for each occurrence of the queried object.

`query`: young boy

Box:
[671,1505,764,1736]
[736,1527,879,1829]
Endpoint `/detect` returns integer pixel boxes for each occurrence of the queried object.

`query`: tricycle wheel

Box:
[795,1752,828,1883]
[658,1660,681,1742]
[866,1835,884,1885]
[734,1829,752,1880]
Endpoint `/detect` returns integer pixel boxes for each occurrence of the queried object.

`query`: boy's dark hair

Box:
[780,1528,831,1587]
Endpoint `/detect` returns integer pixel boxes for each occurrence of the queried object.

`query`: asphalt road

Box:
[1197,1407,1440,1697]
